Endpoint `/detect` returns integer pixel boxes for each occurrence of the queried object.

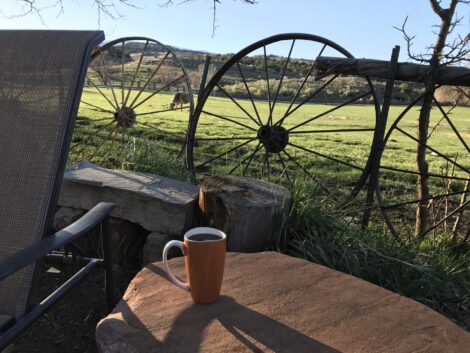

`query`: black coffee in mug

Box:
[188,233,222,242]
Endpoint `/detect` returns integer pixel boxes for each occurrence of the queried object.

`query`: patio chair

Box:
[0,30,116,349]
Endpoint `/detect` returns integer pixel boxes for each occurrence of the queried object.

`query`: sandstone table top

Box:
[96,252,470,353]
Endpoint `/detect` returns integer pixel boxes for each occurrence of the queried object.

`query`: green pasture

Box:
[72,87,470,217]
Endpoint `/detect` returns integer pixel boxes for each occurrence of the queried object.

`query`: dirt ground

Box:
[5,263,137,353]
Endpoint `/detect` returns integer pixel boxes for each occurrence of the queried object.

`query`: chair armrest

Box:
[0,202,116,281]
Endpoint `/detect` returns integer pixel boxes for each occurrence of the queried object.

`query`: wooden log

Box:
[314,57,470,87]
[198,176,291,252]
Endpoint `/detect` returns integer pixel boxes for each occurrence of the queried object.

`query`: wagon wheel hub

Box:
[257,125,289,153]
[114,107,136,128]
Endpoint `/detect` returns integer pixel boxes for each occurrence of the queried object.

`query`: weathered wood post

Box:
[361,46,400,229]
[313,57,470,87]
[198,176,291,252]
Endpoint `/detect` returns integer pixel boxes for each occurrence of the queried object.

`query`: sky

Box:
[1,0,469,61]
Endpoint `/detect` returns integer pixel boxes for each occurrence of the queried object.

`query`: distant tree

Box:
[395,0,470,236]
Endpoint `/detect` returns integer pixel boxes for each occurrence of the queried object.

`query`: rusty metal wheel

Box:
[377,93,470,239]
[72,37,194,170]
[187,33,380,211]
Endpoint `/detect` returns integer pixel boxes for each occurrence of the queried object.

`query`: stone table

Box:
[96,252,470,353]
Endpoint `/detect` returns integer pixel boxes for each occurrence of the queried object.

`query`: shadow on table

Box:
[105,264,342,353]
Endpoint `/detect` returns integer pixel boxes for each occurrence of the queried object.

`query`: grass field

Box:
[75,88,470,169]
[72,87,470,234]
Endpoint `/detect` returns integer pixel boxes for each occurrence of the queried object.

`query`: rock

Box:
[53,207,86,230]
[109,218,148,267]
[199,176,290,252]
[142,232,180,265]
[58,161,198,236]
[96,252,470,353]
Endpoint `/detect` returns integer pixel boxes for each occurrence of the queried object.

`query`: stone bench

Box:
[55,162,290,265]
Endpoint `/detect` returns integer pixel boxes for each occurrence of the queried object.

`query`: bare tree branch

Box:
[394,0,470,237]
[3,0,140,23]
[159,0,256,35]
[393,16,424,62]
[4,1,257,33]
[395,1,469,67]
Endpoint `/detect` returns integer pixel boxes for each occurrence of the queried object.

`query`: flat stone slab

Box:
[58,161,198,235]
[96,252,470,353]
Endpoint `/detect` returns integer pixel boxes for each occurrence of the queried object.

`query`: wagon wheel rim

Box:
[72,36,194,169]
[187,33,380,212]
[377,90,470,241]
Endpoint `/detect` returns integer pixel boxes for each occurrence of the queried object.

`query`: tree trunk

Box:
[198,176,291,252]
[415,0,458,236]
[415,90,433,236]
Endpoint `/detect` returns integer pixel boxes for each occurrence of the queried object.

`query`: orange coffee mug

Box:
[162,227,227,304]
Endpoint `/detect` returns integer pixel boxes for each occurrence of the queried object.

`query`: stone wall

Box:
[56,161,290,266]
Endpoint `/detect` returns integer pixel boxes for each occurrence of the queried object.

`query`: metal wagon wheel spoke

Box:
[227,142,263,175]
[287,142,364,171]
[192,136,256,141]
[275,44,326,126]
[287,90,372,132]
[377,93,470,239]
[70,120,116,150]
[289,128,375,134]
[123,40,149,107]
[236,62,263,125]
[262,148,272,181]
[432,96,470,154]
[200,110,258,132]
[128,51,171,108]
[215,83,260,127]
[132,74,185,110]
[380,165,470,182]
[89,125,119,160]
[196,138,257,169]
[274,73,339,127]
[80,100,116,115]
[263,45,272,114]
[136,105,191,116]
[86,78,119,110]
[268,39,296,125]
[395,127,470,175]
[121,41,126,105]
[382,189,470,210]
[277,152,291,184]
[416,198,470,240]
[187,33,380,216]
[97,52,120,109]
[74,37,194,169]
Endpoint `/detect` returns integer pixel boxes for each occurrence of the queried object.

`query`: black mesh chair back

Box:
[0,30,104,320]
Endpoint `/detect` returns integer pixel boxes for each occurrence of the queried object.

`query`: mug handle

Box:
[162,240,190,291]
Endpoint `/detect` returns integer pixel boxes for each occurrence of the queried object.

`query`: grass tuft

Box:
[273,180,470,330]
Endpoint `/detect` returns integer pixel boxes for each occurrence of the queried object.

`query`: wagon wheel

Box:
[187,33,380,214]
[72,37,194,171]
[377,92,470,240]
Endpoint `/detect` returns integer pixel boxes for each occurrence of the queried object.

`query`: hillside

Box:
[96,40,468,106]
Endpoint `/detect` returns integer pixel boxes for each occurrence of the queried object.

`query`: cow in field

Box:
[169,92,189,111]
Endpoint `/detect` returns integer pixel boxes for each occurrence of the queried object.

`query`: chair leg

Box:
[102,216,115,312]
